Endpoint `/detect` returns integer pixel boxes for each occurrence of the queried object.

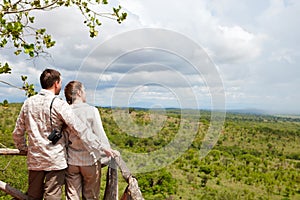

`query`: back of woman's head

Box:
[64,81,83,104]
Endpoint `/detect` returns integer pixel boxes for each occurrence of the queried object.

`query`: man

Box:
[13,69,115,200]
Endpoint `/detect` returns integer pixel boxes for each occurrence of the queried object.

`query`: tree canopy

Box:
[0,0,126,97]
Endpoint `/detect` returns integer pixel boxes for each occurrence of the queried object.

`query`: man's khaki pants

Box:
[28,169,66,200]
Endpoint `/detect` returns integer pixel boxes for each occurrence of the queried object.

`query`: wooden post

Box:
[0,148,26,156]
[114,156,131,181]
[104,156,144,200]
[103,158,118,200]
[0,148,28,199]
[0,180,28,200]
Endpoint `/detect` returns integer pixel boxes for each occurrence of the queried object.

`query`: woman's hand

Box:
[102,148,120,158]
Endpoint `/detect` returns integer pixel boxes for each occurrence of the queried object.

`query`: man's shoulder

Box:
[23,93,43,104]
[53,97,69,107]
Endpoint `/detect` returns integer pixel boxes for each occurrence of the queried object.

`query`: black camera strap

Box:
[48,96,63,145]
[49,97,57,131]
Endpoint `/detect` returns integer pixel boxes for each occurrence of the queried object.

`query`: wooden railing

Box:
[0,148,144,200]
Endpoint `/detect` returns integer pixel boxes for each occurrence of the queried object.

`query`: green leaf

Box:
[0,62,12,74]
[14,49,22,55]
[29,16,35,23]
[0,39,7,47]
[7,22,13,31]
[95,19,102,26]
[14,21,23,32]
[21,75,27,81]
[82,2,88,8]
[23,43,35,57]
[36,28,46,35]
[121,12,127,20]
[29,51,34,57]
[89,28,98,38]
[0,16,6,25]
[43,35,55,48]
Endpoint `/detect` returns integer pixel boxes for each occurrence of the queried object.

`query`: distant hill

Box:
[226,108,269,115]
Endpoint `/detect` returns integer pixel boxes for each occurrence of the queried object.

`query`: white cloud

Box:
[212,25,265,63]
[1,0,300,113]
[218,25,254,41]
[270,48,298,64]
[122,0,265,64]
[74,44,89,51]
[264,0,286,18]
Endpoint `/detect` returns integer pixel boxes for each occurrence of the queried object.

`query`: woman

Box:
[64,80,113,200]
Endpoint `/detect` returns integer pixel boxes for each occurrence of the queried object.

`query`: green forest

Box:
[0,103,300,200]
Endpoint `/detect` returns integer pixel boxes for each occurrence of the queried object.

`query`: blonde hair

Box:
[64,81,83,104]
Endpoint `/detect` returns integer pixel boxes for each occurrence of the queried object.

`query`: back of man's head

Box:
[40,69,61,89]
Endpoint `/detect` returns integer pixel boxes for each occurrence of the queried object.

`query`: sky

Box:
[1,0,300,114]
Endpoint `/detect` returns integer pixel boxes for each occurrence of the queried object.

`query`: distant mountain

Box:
[128,101,166,109]
[226,108,269,115]
[104,103,296,116]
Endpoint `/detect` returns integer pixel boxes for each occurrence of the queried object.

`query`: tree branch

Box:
[3,0,60,14]
[0,80,24,91]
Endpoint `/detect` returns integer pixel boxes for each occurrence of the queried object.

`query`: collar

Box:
[39,89,55,96]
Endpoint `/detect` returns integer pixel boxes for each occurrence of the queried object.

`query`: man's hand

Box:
[19,150,28,155]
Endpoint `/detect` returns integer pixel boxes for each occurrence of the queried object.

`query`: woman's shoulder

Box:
[71,102,96,112]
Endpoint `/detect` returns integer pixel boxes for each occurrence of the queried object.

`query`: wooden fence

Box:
[0,148,144,200]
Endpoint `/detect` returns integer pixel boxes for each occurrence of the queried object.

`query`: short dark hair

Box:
[40,69,61,89]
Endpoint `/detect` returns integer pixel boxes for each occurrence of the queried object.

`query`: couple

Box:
[13,68,117,200]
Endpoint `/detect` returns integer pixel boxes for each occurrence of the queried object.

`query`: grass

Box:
[1,104,300,199]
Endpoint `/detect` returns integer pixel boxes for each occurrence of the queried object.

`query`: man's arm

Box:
[57,100,114,158]
[92,107,111,149]
[12,104,28,152]
[92,108,120,158]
